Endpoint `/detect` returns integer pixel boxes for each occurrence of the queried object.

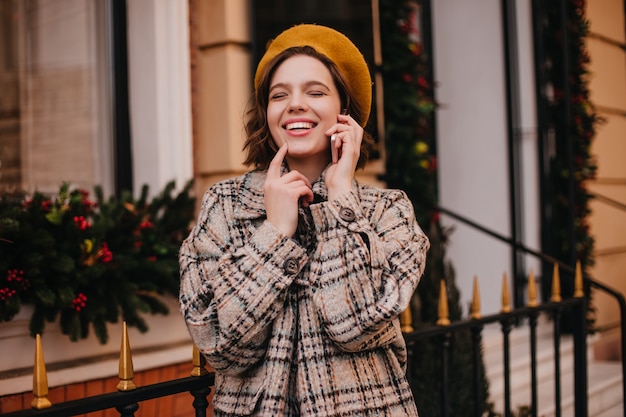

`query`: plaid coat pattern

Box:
[179,168,430,416]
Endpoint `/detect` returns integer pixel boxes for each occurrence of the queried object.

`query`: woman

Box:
[179,24,430,417]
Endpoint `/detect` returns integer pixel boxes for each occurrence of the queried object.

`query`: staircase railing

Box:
[404,295,587,417]
[429,203,625,416]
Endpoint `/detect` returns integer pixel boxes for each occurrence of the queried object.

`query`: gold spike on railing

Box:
[191,345,209,376]
[574,260,584,298]
[501,272,512,313]
[551,263,562,303]
[31,334,52,409]
[117,322,136,391]
[527,268,538,308]
[400,305,414,333]
[436,279,450,326]
[470,276,481,319]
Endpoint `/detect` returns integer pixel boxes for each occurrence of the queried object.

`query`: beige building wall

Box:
[190,0,251,197]
[587,0,626,360]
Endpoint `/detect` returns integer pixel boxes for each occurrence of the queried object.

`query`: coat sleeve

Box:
[179,187,307,375]
[309,189,429,352]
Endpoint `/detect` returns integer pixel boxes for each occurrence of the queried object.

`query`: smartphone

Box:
[330,109,349,164]
[331,134,339,163]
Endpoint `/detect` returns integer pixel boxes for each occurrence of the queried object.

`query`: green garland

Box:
[379,0,437,227]
[379,0,447,324]
[379,1,491,415]
[540,0,598,300]
[0,181,195,344]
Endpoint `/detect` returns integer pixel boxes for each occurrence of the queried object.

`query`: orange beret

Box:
[254,24,372,126]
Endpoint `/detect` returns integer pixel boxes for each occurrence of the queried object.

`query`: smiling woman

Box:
[179,24,430,417]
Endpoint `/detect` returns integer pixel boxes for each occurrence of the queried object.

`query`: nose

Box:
[288,92,307,112]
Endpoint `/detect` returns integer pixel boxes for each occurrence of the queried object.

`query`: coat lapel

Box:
[233,169,268,220]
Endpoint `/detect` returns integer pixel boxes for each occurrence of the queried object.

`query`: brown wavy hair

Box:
[243,46,374,170]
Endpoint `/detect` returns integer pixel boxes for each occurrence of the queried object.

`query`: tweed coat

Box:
[179,167,430,417]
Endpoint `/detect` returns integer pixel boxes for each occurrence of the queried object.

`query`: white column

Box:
[433,0,539,314]
[126,0,193,195]
[433,0,508,314]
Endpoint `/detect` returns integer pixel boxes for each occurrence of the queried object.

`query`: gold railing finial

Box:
[501,272,512,313]
[527,268,538,307]
[191,345,209,376]
[470,276,481,319]
[436,279,450,326]
[31,334,52,410]
[574,260,584,298]
[117,322,136,391]
[551,263,562,303]
[400,305,414,333]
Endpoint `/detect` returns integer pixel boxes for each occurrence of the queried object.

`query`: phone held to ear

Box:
[330,109,349,164]
[330,134,339,164]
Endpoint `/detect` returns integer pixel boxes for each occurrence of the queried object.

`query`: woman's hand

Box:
[264,144,314,237]
[325,113,363,201]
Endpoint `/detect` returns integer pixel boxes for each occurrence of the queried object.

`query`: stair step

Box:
[487,360,622,416]
[481,321,623,416]
[594,400,625,417]
[584,362,623,417]
[482,321,584,395]
[486,336,583,394]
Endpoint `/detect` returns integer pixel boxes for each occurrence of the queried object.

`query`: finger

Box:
[300,189,314,207]
[326,125,345,137]
[337,113,354,125]
[281,170,313,189]
[267,144,288,178]
[302,185,315,206]
[330,131,352,149]
[325,121,356,137]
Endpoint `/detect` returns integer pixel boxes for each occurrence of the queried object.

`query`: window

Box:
[0,0,116,195]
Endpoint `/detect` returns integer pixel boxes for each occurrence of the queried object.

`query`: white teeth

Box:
[285,122,314,130]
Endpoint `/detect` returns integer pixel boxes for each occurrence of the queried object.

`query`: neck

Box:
[286,155,329,183]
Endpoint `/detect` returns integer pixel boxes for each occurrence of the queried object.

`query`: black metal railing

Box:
[3,373,215,417]
[405,294,587,417]
[432,204,625,417]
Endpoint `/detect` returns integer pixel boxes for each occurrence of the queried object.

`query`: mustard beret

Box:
[254,24,372,126]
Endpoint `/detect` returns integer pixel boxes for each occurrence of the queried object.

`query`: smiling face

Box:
[267,54,342,173]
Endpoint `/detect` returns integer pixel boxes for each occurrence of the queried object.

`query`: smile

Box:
[284,121,316,130]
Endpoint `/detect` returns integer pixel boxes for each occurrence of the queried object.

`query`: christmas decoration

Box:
[537,0,599,328]
[379,1,491,415]
[0,181,195,344]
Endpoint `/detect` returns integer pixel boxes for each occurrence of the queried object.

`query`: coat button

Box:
[283,258,299,275]
[339,207,356,222]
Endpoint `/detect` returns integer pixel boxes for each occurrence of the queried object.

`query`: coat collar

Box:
[233,165,331,220]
